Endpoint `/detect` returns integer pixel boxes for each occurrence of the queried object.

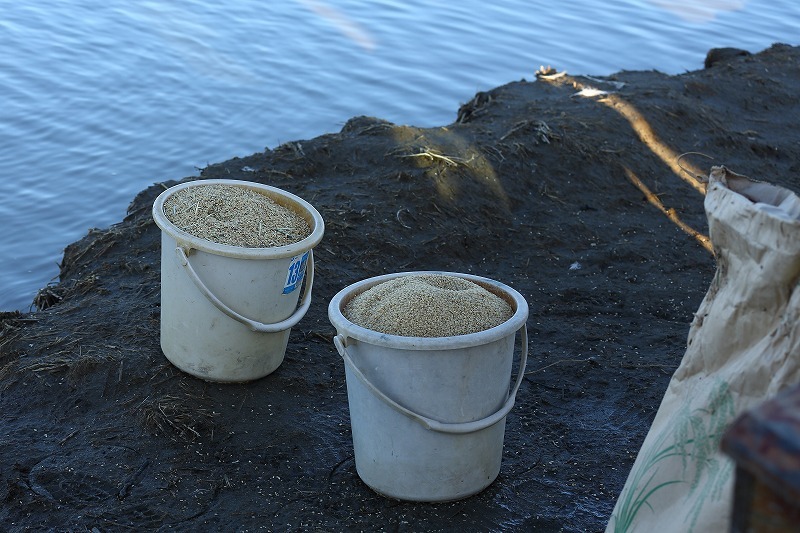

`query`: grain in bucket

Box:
[152,179,324,382]
[328,271,529,501]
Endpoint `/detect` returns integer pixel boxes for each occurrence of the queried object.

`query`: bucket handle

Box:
[334,324,528,435]
[176,246,314,333]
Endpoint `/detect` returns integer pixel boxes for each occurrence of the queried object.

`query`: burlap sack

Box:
[607,166,800,532]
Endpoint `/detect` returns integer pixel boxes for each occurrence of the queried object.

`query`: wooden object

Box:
[721,383,800,532]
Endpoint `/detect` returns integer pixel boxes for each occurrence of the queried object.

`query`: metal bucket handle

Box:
[334,324,528,435]
[176,246,314,333]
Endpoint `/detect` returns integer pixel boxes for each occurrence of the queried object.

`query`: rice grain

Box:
[163,183,311,247]
[344,274,513,337]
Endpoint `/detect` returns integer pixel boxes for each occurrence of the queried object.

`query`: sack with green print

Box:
[607,166,800,533]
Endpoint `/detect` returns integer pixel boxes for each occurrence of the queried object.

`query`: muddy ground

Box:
[2,44,799,531]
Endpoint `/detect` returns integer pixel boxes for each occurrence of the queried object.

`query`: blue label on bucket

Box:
[283,251,309,294]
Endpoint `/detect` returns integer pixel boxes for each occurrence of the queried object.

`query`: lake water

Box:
[1,0,798,311]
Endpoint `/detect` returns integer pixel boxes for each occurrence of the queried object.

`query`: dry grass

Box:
[140,390,216,442]
[0,360,17,390]
[33,285,64,311]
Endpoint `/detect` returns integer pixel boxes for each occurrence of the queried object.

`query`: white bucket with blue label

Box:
[152,179,324,382]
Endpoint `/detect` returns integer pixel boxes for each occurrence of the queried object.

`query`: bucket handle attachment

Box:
[176,246,314,333]
[334,325,528,435]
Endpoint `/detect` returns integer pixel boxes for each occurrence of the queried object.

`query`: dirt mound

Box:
[2,43,799,531]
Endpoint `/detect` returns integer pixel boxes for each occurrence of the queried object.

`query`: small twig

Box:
[402,150,463,167]
[677,151,714,183]
[135,395,151,411]
[396,209,412,229]
[328,454,354,482]
[118,460,150,500]
[59,429,79,446]
[500,120,531,141]
[525,357,596,374]
[620,363,674,375]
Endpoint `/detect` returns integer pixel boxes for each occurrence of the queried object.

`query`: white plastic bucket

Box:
[328,271,529,502]
[152,179,324,382]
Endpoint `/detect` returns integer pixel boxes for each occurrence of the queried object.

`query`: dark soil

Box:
[2,43,799,532]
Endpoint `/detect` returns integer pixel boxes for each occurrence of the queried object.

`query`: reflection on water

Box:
[648,0,745,23]
[0,0,798,310]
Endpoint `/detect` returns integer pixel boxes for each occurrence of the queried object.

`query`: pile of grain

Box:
[343,274,513,337]
[163,183,311,247]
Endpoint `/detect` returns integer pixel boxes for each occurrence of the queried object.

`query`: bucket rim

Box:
[152,179,325,259]
[328,271,529,350]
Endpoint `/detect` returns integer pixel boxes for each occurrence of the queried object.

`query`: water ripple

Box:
[0,0,798,309]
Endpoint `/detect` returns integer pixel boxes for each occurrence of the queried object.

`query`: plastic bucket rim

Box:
[328,270,529,351]
[152,179,325,259]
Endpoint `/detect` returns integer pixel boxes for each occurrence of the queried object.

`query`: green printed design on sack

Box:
[611,381,735,533]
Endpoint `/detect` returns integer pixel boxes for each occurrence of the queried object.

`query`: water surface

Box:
[1,0,798,310]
